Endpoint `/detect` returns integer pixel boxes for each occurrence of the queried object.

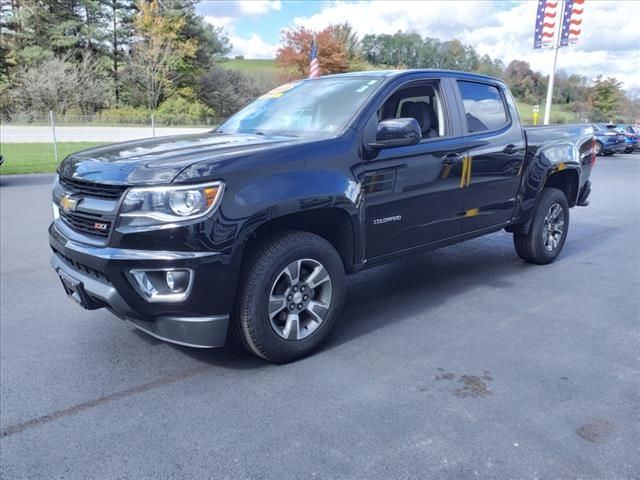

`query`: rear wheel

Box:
[513,187,569,265]
[233,230,345,363]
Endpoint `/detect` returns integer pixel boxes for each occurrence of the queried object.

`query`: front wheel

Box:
[233,230,345,363]
[594,141,603,156]
[513,187,570,265]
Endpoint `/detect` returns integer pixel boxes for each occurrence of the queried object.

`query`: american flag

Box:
[309,37,320,78]
[533,0,559,49]
[560,0,584,47]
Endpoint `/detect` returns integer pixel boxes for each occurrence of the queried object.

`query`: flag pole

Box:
[543,0,565,125]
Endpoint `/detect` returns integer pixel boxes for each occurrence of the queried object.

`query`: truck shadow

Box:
[177,224,612,368]
[326,237,522,351]
[179,233,526,368]
[0,173,55,187]
[325,220,623,352]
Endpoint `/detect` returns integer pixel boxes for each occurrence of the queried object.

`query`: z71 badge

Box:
[373,215,402,225]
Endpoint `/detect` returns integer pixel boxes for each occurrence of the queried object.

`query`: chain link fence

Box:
[0,111,228,174]
[2,111,226,129]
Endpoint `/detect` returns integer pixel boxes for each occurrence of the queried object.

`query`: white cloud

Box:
[291,0,640,89]
[198,0,281,17]
[203,15,236,31]
[228,33,278,59]
[237,0,281,15]
[203,15,277,59]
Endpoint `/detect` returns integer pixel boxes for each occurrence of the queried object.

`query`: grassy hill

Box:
[224,58,278,74]
[517,101,579,125]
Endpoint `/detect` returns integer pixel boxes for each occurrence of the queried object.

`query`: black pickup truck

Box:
[50,70,595,362]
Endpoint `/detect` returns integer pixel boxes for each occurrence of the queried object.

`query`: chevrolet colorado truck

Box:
[49,70,595,363]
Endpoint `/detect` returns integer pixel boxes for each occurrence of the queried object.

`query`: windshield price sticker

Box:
[260,83,299,100]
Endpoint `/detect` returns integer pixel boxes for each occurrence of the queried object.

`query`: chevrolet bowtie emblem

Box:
[60,195,79,212]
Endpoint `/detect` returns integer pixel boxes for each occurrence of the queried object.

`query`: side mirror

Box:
[369,118,421,149]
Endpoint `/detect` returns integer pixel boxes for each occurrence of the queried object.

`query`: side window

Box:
[458,81,508,133]
[379,82,446,139]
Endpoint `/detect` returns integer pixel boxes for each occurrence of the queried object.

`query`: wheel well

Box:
[245,209,356,271]
[545,170,579,207]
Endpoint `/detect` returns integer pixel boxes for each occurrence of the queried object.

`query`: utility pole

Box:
[543,0,565,125]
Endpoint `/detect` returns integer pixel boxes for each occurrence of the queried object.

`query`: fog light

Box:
[165,270,190,292]
[166,271,176,290]
[129,268,193,302]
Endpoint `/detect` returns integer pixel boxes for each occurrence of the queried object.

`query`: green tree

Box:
[475,54,504,78]
[588,76,624,122]
[358,32,493,73]
[332,22,359,61]
[100,0,137,105]
[156,0,230,86]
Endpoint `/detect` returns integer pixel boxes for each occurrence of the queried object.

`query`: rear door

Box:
[454,80,525,233]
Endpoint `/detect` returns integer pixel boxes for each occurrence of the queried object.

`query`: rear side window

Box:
[458,81,508,133]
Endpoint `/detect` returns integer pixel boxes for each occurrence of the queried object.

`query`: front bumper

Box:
[49,222,235,348]
[603,143,626,153]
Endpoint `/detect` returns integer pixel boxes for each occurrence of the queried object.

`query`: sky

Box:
[196,0,640,90]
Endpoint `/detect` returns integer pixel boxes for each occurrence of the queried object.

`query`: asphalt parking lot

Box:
[1,153,639,479]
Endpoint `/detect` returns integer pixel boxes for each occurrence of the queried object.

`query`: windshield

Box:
[217,77,381,137]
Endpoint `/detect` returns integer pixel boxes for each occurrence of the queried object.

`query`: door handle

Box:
[441,153,464,166]
[503,144,518,154]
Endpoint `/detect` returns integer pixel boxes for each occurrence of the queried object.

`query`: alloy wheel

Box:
[268,258,333,341]
[542,203,565,252]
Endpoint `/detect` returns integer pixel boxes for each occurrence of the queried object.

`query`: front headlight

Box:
[118,181,224,230]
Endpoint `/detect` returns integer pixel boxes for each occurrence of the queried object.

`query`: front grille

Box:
[60,210,112,238]
[59,177,127,200]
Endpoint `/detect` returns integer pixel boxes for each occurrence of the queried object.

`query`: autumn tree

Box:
[276,26,348,80]
[502,60,545,104]
[126,0,197,110]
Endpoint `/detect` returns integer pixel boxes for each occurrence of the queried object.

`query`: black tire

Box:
[513,187,570,265]
[233,230,345,363]
[594,141,603,156]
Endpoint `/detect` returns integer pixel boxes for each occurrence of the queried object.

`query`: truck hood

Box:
[58,132,300,185]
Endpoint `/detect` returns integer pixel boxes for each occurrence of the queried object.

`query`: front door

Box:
[359,79,468,259]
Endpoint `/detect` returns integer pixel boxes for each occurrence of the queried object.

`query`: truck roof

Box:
[320,69,504,83]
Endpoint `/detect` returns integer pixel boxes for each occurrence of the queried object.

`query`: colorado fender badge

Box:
[373,215,402,225]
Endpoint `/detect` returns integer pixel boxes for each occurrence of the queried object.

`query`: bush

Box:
[156,96,215,125]
[10,55,107,115]
[200,65,278,118]
[95,107,151,124]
